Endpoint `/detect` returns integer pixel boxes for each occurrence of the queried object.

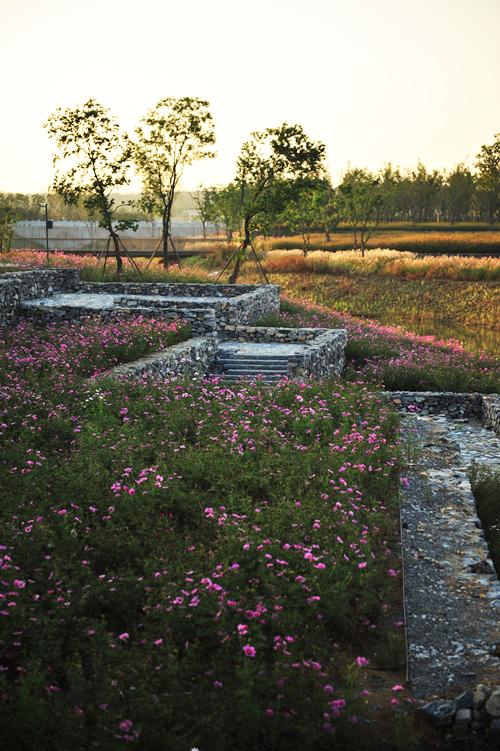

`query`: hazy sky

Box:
[1,0,499,193]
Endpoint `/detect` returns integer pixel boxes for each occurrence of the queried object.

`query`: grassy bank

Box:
[253,271,499,329]
[0,316,412,750]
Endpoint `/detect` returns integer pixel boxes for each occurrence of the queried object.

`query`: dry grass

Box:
[261,248,500,282]
[258,231,500,256]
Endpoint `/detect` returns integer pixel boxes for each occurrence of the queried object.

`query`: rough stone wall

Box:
[383,391,500,438]
[382,391,484,419]
[221,287,280,326]
[104,336,218,381]
[0,269,79,324]
[20,303,217,335]
[74,280,273,300]
[288,330,347,379]
[219,324,318,343]
[482,394,500,435]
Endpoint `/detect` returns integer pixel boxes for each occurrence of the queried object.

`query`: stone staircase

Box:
[214,352,290,383]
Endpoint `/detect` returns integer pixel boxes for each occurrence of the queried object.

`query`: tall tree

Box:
[132,97,216,267]
[337,169,384,256]
[408,162,443,223]
[279,182,333,254]
[0,201,17,253]
[212,184,242,242]
[193,186,217,238]
[444,164,474,224]
[222,123,325,282]
[475,133,500,224]
[44,99,136,274]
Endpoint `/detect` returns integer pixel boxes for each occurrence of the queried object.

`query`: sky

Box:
[1,0,499,193]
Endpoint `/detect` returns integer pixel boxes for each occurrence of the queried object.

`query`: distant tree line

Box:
[195,133,500,256]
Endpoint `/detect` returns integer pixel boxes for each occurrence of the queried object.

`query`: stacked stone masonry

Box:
[105,337,219,381]
[0,269,79,324]
[383,391,500,437]
[1,268,347,381]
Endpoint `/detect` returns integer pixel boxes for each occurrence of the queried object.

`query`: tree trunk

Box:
[111,233,123,275]
[229,217,251,283]
[162,204,171,269]
[202,221,207,239]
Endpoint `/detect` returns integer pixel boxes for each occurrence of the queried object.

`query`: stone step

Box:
[221,363,288,372]
[220,374,284,383]
[217,356,290,365]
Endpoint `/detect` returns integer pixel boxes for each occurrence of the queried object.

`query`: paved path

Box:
[400,414,500,699]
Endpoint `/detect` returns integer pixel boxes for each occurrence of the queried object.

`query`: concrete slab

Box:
[218,341,307,357]
[23,292,230,310]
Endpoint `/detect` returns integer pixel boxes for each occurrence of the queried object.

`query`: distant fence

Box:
[12,220,221,252]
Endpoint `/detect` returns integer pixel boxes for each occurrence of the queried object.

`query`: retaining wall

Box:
[288,330,347,379]
[0,269,79,324]
[383,391,500,437]
[219,325,347,378]
[104,336,218,381]
[21,302,217,335]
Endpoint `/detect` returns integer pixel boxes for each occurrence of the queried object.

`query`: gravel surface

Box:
[400,414,500,699]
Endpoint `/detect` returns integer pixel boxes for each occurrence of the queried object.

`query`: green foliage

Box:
[475,132,500,224]
[132,97,216,266]
[44,99,136,235]
[337,169,384,254]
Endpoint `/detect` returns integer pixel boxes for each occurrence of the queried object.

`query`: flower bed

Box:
[0,316,408,750]
[256,300,500,393]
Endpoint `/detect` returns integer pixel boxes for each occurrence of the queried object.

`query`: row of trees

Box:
[38,98,328,278]
[1,94,498,272]
[194,142,500,256]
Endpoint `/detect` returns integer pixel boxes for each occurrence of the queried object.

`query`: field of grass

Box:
[0,315,415,750]
[260,248,500,282]
[258,230,500,256]
[246,269,499,331]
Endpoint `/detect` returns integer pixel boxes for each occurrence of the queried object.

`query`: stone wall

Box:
[0,269,79,324]
[382,391,484,419]
[104,336,218,381]
[74,281,263,298]
[482,394,500,435]
[21,302,217,335]
[219,324,319,343]
[383,391,500,437]
[287,330,347,379]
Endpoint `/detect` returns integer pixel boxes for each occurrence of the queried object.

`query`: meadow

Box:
[259,248,500,282]
[0,315,412,750]
[256,270,498,332]
[257,230,500,257]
